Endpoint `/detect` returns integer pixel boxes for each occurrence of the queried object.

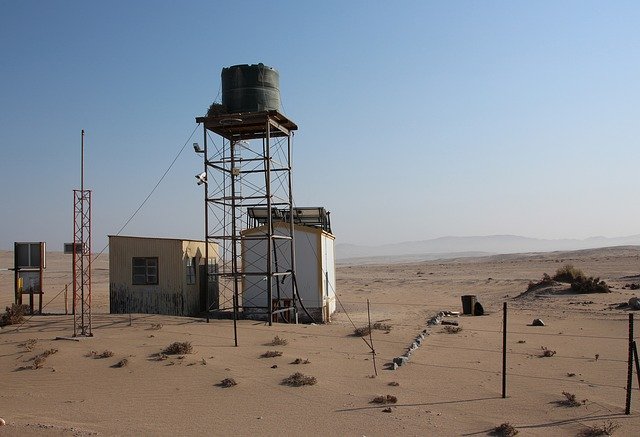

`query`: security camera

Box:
[195,172,207,185]
[193,142,204,153]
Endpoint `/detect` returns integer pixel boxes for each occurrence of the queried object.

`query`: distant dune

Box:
[336,234,640,261]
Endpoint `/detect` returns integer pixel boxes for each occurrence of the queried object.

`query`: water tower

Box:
[195,64,299,340]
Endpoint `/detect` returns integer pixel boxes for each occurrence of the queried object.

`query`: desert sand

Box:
[1,247,640,436]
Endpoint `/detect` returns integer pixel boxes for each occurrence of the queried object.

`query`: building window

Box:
[132,257,158,285]
[207,258,217,282]
[186,257,196,285]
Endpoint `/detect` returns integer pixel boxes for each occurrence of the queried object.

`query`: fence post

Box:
[502,301,507,398]
[633,341,640,391]
[626,313,634,415]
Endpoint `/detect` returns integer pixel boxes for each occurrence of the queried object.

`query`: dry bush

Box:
[373,322,392,331]
[571,277,610,293]
[388,381,400,386]
[539,346,556,357]
[219,378,237,388]
[149,323,163,330]
[291,358,310,364]
[353,326,371,337]
[527,273,554,291]
[112,359,128,368]
[1,304,29,326]
[491,422,519,436]
[260,350,283,358]
[558,391,586,407]
[32,348,58,369]
[371,394,398,404]
[20,339,38,351]
[442,325,462,334]
[86,350,114,359]
[553,265,586,283]
[282,372,317,386]
[163,342,193,355]
[577,420,620,436]
[269,335,288,346]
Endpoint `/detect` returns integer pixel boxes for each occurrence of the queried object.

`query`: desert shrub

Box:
[1,304,29,326]
[553,265,586,283]
[353,326,371,337]
[558,391,586,407]
[571,277,610,293]
[20,339,38,351]
[577,420,620,436]
[491,422,519,436]
[527,273,554,291]
[261,350,283,358]
[163,342,193,355]
[539,347,556,358]
[219,378,237,388]
[291,358,310,364]
[282,372,317,386]
[87,350,114,359]
[112,359,128,368]
[269,336,288,346]
[32,348,58,369]
[373,322,392,331]
[388,381,400,386]
[149,323,163,330]
[371,394,398,404]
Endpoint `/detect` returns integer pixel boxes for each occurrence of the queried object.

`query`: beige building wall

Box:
[109,236,217,316]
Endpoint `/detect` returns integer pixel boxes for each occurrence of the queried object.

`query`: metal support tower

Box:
[73,130,92,336]
[195,111,298,343]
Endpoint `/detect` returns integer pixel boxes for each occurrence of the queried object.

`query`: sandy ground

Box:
[1,247,640,436]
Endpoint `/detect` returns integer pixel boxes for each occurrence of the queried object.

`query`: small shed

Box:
[241,220,336,323]
[109,236,218,317]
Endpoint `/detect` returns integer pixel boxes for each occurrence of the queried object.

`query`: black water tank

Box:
[221,63,281,113]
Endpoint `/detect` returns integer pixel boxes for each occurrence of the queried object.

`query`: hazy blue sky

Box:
[1,1,639,251]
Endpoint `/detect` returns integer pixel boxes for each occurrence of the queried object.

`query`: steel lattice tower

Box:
[73,130,92,337]
[196,111,298,344]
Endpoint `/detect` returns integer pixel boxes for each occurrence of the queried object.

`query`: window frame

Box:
[132,257,158,285]
[186,257,196,285]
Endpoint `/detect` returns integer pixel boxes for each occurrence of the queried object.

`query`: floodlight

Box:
[193,142,204,153]
[195,172,207,185]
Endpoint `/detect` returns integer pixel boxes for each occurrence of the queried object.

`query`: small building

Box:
[241,207,336,323]
[109,236,218,317]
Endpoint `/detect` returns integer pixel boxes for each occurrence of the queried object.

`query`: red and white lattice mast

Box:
[73,129,92,336]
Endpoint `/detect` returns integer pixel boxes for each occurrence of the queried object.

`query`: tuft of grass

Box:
[442,325,462,334]
[32,348,58,369]
[553,265,586,283]
[20,339,38,351]
[371,394,398,404]
[527,273,554,291]
[577,420,620,436]
[260,350,283,358]
[571,277,610,293]
[282,372,317,386]
[558,391,587,407]
[112,358,128,368]
[1,304,29,326]
[219,378,237,388]
[373,322,392,332]
[163,342,193,355]
[86,350,114,359]
[269,335,288,346]
[353,326,371,337]
[539,346,556,357]
[291,358,310,364]
[491,422,519,436]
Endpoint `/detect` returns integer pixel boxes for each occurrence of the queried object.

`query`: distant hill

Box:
[336,234,640,261]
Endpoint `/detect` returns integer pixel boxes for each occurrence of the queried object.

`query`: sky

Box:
[1,1,639,252]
